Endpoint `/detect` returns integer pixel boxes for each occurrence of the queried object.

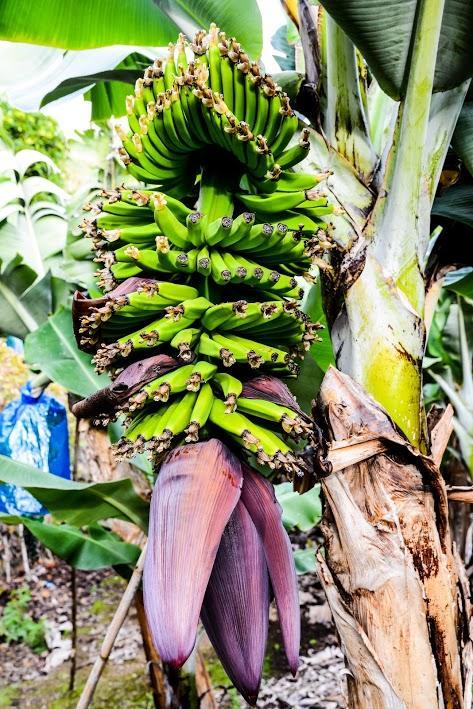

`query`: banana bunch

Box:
[119,25,315,190]
[70,27,338,702]
[74,276,319,377]
[106,360,315,475]
[73,26,335,481]
[82,187,331,295]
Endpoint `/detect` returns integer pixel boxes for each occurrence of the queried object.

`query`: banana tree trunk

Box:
[316,367,472,708]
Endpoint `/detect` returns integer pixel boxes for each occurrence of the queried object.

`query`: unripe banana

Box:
[152,193,189,248]
[184,382,214,442]
[186,211,204,246]
[144,364,195,402]
[169,327,201,361]
[277,130,310,169]
[212,372,243,412]
[236,190,307,214]
[218,211,255,248]
[205,216,234,246]
[186,360,218,391]
[197,245,212,276]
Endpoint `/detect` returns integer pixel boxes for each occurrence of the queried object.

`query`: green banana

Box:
[144,364,195,402]
[169,327,201,361]
[152,193,189,248]
[230,222,274,252]
[198,332,235,367]
[218,211,255,248]
[236,190,307,214]
[205,216,234,246]
[213,332,290,368]
[212,372,242,412]
[236,396,312,438]
[255,171,318,194]
[185,382,214,441]
[165,390,198,438]
[209,398,293,467]
[186,212,204,246]
[210,250,232,286]
[270,112,299,157]
[201,300,248,330]
[274,129,310,169]
[197,245,212,276]
[186,360,218,391]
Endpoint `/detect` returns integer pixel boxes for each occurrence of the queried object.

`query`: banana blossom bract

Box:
[143,438,300,704]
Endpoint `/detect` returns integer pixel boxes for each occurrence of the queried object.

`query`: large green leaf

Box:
[319,0,473,99]
[452,102,473,176]
[0,455,149,530]
[0,44,133,112]
[0,516,140,570]
[432,184,473,228]
[0,255,52,337]
[294,548,317,575]
[444,268,473,299]
[0,147,67,278]
[24,306,107,397]
[0,0,262,58]
[275,482,322,532]
[40,69,143,108]
[271,21,297,71]
[40,53,150,118]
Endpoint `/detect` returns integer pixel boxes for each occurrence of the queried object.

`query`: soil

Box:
[0,530,345,709]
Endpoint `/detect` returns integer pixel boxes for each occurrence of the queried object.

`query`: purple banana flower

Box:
[143,439,243,667]
[201,499,270,705]
[143,439,301,704]
[241,463,300,675]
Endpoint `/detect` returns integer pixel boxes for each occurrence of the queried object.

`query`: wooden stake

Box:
[135,589,168,708]
[76,543,147,709]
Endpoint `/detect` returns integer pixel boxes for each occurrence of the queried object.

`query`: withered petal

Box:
[71,354,179,419]
[201,499,269,706]
[241,464,300,675]
[144,439,243,668]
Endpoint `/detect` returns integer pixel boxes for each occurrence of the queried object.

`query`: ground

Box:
[0,543,345,708]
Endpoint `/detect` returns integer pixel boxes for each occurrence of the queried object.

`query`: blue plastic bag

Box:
[0,383,71,516]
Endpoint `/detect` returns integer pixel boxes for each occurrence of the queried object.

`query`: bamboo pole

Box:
[76,543,147,709]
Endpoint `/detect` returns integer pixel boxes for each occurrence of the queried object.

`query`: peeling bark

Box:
[316,367,472,708]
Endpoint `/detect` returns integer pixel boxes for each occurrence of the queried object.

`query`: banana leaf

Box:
[0,455,149,530]
[0,515,140,570]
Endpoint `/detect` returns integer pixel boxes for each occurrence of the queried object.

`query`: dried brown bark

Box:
[316,367,473,709]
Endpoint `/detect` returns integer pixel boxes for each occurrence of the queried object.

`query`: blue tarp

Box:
[0,383,71,516]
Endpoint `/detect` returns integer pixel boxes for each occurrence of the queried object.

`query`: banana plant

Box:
[0,144,68,337]
[60,5,473,702]
[3,2,473,706]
